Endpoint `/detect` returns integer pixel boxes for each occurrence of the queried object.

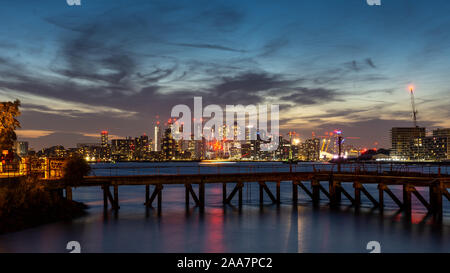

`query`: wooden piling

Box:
[431,183,443,218]
[353,182,361,208]
[185,184,190,208]
[113,184,119,210]
[378,184,384,211]
[403,184,412,216]
[66,186,72,201]
[222,183,227,204]
[276,181,281,205]
[145,185,150,205]
[157,185,163,215]
[238,182,243,207]
[311,180,320,207]
[103,185,108,210]
[292,181,298,205]
[199,182,205,210]
[259,182,264,205]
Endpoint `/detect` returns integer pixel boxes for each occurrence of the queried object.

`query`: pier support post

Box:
[66,186,72,201]
[157,185,163,215]
[222,183,227,205]
[329,178,340,207]
[335,181,341,203]
[378,183,384,211]
[199,182,205,211]
[259,182,264,205]
[436,187,443,219]
[311,180,320,207]
[103,185,108,210]
[430,183,443,219]
[185,184,190,208]
[238,182,243,208]
[292,181,298,205]
[403,184,412,217]
[429,184,436,213]
[353,182,361,208]
[276,181,281,205]
[113,185,120,211]
[145,185,150,206]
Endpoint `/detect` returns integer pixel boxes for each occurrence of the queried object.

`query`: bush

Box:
[0,175,49,218]
[0,175,87,234]
[62,156,91,186]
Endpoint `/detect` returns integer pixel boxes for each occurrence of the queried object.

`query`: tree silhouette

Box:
[0,100,21,151]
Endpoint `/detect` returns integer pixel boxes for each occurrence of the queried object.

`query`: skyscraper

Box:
[154,122,161,152]
[101,131,109,147]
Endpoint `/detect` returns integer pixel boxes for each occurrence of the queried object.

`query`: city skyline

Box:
[1,0,450,150]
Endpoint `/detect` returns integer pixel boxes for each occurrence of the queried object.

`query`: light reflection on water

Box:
[0,162,449,253]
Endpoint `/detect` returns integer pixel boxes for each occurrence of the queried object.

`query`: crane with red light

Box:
[409,85,418,127]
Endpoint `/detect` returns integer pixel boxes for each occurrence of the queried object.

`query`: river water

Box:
[0,162,449,253]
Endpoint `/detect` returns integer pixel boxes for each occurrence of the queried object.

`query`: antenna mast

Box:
[410,87,418,127]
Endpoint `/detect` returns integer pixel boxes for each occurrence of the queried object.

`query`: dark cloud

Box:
[259,37,289,57]
[343,58,377,72]
[278,87,343,106]
[205,72,302,105]
[167,42,247,53]
[366,58,376,68]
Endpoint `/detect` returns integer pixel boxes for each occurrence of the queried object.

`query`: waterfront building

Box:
[410,136,448,161]
[391,127,426,160]
[161,128,177,160]
[134,135,150,160]
[37,145,67,158]
[154,122,161,152]
[299,138,320,161]
[101,131,109,147]
[433,129,450,160]
[111,138,134,161]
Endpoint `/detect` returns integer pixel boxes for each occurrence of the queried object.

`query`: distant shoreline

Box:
[90,160,450,165]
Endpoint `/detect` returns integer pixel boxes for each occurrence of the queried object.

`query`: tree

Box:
[62,156,91,186]
[0,100,21,151]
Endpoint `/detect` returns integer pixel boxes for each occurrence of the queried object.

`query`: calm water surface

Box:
[0,162,449,253]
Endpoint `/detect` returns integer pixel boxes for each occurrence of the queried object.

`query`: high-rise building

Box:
[77,143,101,161]
[134,135,149,160]
[100,131,111,161]
[432,128,450,160]
[154,122,161,152]
[161,128,177,160]
[101,131,109,147]
[410,136,448,161]
[111,138,134,161]
[298,138,320,161]
[391,127,426,160]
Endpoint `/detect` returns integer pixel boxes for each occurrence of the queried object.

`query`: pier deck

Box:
[43,170,450,219]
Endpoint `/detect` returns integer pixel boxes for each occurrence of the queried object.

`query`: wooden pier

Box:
[45,169,450,219]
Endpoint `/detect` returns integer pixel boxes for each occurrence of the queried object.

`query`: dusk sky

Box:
[1,0,449,150]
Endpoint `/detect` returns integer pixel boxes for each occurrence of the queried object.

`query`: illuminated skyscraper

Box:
[154,122,161,152]
[101,131,109,147]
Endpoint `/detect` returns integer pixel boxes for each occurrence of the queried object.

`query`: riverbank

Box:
[0,176,88,235]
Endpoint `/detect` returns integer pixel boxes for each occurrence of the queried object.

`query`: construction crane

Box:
[409,86,418,127]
